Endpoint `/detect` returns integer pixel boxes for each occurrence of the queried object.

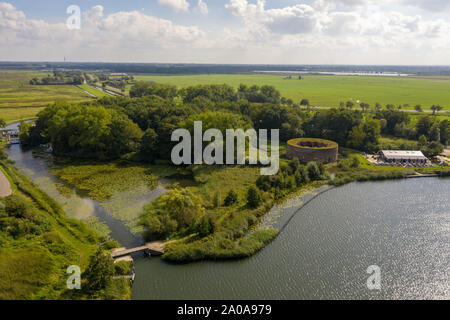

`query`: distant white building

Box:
[378,150,427,164]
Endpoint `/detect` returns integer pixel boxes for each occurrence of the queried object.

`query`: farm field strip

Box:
[0,70,95,121]
[133,74,450,110]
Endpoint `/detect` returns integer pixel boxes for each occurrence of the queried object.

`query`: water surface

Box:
[132,178,449,300]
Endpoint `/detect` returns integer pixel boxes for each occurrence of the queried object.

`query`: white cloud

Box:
[197,0,208,14]
[221,0,450,63]
[0,3,205,61]
[2,1,450,64]
[403,0,450,12]
[158,0,190,12]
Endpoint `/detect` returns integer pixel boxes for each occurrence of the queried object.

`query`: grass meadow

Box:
[132,73,450,111]
[77,84,109,98]
[0,70,93,123]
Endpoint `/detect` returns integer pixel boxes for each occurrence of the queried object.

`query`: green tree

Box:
[362,119,381,152]
[348,125,366,150]
[195,213,218,237]
[430,105,443,115]
[0,119,5,128]
[360,102,370,113]
[346,101,354,109]
[300,99,310,107]
[429,123,441,142]
[422,141,444,157]
[140,128,158,159]
[82,250,115,292]
[139,188,204,239]
[306,162,322,181]
[415,116,433,139]
[418,135,428,149]
[294,165,309,186]
[247,186,261,209]
[224,190,238,206]
[439,120,449,145]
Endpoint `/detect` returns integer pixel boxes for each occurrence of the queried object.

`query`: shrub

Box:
[82,250,115,292]
[247,186,261,208]
[114,261,132,276]
[306,161,321,180]
[195,213,218,237]
[224,190,239,206]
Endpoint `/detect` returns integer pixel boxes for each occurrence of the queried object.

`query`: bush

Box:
[224,190,239,206]
[82,250,115,292]
[338,155,360,170]
[114,261,132,276]
[306,162,321,180]
[247,186,261,208]
[195,213,218,237]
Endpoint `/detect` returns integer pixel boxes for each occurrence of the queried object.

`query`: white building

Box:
[378,150,427,164]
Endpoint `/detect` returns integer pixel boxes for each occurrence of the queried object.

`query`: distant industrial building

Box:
[378,150,427,164]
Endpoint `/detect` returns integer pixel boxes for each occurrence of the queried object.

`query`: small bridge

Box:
[111,236,194,260]
[111,241,167,259]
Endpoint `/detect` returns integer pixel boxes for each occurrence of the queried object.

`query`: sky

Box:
[1,0,450,64]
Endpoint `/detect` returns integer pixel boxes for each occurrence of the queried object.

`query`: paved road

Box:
[0,169,12,198]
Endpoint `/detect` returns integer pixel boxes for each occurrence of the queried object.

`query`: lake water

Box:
[4,127,449,300]
[132,178,449,300]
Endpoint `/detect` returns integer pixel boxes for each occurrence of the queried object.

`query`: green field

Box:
[0,70,93,122]
[133,74,450,110]
[77,84,109,98]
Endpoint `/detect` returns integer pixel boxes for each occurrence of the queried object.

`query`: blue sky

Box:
[2,1,450,64]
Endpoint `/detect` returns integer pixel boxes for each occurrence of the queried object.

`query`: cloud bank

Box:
[1,0,450,64]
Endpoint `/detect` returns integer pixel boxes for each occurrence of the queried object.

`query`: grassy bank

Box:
[0,156,131,299]
[76,84,109,98]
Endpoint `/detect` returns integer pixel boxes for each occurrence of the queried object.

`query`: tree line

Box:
[20,81,449,161]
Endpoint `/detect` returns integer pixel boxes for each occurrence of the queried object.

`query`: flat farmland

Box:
[0,70,93,123]
[133,74,450,110]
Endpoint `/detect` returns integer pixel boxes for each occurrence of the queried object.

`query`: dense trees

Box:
[350,119,381,153]
[256,159,324,199]
[29,71,83,85]
[181,84,238,104]
[303,109,362,146]
[129,81,177,100]
[25,81,448,166]
[22,103,143,159]
[250,104,304,140]
[139,188,205,240]
[374,109,409,135]
[439,120,449,145]
[237,84,281,104]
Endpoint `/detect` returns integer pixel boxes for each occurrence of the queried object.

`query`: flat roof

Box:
[380,150,427,160]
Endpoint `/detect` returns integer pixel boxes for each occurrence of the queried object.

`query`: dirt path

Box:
[0,169,12,198]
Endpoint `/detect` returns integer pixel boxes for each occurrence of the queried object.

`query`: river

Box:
[4,123,449,299]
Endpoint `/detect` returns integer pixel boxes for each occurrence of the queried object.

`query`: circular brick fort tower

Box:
[287,138,338,163]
